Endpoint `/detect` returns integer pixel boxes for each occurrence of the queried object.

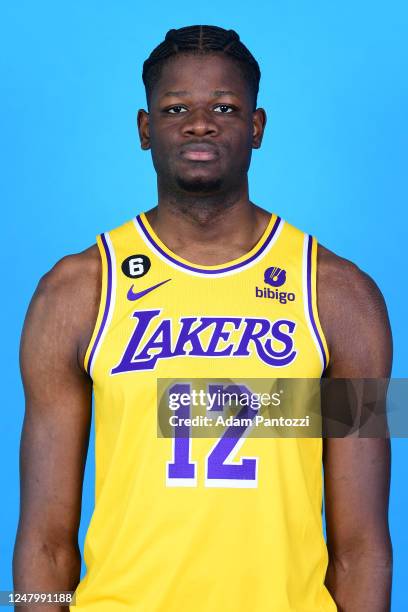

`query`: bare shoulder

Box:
[22,244,101,375]
[317,243,387,308]
[37,244,100,299]
[316,244,392,377]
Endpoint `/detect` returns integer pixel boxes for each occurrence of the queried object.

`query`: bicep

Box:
[320,257,392,554]
[18,271,93,547]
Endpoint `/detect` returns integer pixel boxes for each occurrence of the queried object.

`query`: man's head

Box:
[138,25,266,197]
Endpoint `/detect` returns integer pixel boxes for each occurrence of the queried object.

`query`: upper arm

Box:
[317,246,392,562]
[17,251,99,552]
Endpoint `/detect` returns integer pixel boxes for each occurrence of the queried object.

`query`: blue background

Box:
[1,1,407,608]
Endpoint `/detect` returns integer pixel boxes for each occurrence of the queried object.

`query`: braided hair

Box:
[142,25,261,109]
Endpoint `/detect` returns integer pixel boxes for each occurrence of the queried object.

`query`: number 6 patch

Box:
[121,254,151,279]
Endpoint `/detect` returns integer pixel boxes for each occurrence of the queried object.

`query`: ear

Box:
[252,108,267,149]
[137,109,150,150]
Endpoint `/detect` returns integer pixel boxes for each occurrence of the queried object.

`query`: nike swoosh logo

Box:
[127,278,172,301]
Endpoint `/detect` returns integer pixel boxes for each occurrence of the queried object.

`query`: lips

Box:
[180,143,219,161]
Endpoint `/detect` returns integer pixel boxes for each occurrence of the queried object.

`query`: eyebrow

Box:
[213,90,238,97]
[161,89,238,98]
[162,91,189,97]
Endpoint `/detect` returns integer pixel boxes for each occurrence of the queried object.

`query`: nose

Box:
[182,108,219,137]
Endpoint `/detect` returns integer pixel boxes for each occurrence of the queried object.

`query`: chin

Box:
[175,174,223,194]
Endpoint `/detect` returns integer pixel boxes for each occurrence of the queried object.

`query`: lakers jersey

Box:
[72,211,336,611]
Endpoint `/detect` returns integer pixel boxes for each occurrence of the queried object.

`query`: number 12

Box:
[166,383,259,488]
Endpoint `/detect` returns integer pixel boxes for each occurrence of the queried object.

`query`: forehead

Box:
[150,53,252,102]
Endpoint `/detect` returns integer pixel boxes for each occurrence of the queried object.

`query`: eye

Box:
[167,105,188,114]
[213,104,234,113]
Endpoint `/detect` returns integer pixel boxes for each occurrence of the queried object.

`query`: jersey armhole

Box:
[303,234,330,373]
[83,232,116,378]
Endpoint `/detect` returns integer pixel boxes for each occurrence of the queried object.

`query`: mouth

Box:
[180,143,219,162]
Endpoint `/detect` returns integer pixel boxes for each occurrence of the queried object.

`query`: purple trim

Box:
[87,233,113,376]
[306,235,328,371]
[135,214,281,275]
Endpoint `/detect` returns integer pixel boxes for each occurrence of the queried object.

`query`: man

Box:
[14,25,392,611]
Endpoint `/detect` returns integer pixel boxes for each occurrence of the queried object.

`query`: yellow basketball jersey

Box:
[72,211,336,611]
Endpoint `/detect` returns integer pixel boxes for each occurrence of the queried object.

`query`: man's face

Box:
[138,53,266,194]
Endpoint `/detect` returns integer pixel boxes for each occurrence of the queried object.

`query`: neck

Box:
[156,177,250,225]
[143,179,271,266]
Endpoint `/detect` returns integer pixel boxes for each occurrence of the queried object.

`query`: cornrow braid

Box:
[142,25,261,109]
